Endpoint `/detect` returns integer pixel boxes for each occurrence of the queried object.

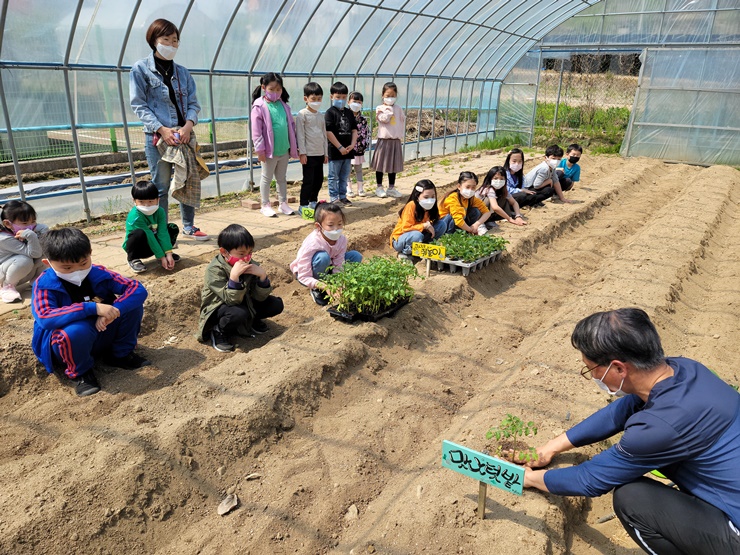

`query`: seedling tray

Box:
[433,251,502,277]
[327,298,409,323]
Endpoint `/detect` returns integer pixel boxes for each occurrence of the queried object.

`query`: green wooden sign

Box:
[442,440,524,496]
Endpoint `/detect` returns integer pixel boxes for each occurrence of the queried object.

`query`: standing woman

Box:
[130,18,209,241]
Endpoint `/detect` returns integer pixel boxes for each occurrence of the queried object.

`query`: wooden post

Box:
[426,258,431,279]
[478,481,487,519]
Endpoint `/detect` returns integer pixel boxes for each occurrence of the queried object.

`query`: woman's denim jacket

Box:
[129,52,200,134]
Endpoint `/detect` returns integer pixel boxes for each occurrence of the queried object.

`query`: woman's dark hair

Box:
[252,72,290,104]
[218,224,255,252]
[1,200,37,230]
[314,202,345,225]
[503,148,525,185]
[400,179,439,223]
[443,171,478,204]
[42,228,92,263]
[131,180,159,201]
[381,82,398,96]
[481,166,507,200]
[146,19,179,50]
[349,91,363,102]
[571,308,665,372]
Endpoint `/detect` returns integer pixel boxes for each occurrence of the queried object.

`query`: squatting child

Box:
[0,200,48,303]
[122,180,180,273]
[290,203,362,306]
[523,145,574,205]
[197,224,284,352]
[32,228,150,397]
[556,143,582,191]
[439,171,494,235]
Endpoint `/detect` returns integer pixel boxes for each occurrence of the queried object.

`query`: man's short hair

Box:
[217,224,255,251]
[330,82,348,95]
[304,82,323,97]
[571,308,665,371]
[43,228,92,263]
[545,144,564,158]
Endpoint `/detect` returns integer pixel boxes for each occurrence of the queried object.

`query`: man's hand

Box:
[96,303,120,322]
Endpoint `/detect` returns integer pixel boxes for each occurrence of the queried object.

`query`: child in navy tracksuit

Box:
[32,228,150,397]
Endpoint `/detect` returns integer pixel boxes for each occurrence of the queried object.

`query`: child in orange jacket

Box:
[438,171,494,235]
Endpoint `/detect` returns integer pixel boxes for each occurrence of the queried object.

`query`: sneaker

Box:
[73,371,101,397]
[104,351,152,370]
[260,204,277,218]
[308,201,318,209]
[251,319,269,335]
[279,201,295,215]
[386,187,403,198]
[0,284,22,303]
[183,227,209,241]
[397,253,413,265]
[339,198,353,206]
[357,187,366,197]
[533,202,545,208]
[211,326,234,352]
[128,259,147,273]
[375,186,387,198]
[310,288,330,307]
[477,226,488,236]
[346,189,356,198]
[300,206,315,220]
[171,253,181,262]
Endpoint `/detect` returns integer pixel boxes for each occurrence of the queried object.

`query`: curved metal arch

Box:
[439,20,495,77]
[281,0,325,75]
[64,0,85,64]
[211,0,244,71]
[250,0,290,72]
[332,1,389,76]
[117,0,142,67]
[389,1,443,75]
[459,0,518,79]
[308,1,354,75]
[178,0,196,33]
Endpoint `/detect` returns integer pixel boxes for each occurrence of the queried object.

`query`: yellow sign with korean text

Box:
[411,242,446,261]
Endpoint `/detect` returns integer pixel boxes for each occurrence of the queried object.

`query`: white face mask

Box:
[460,188,476,199]
[348,102,362,112]
[383,97,396,106]
[509,162,522,173]
[308,101,322,111]
[492,179,506,190]
[156,43,178,61]
[321,227,344,241]
[136,204,159,216]
[55,267,92,287]
[418,198,436,211]
[547,158,560,169]
[592,363,626,397]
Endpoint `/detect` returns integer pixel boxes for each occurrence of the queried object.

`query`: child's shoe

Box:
[211,325,234,352]
[357,185,366,197]
[308,201,318,209]
[310,288,330,306]
[172,253,181,262]
[128,259,147,273]
[73,371,100,397]
[251,319,269,335]
[477,226,488,236]
[346,187,355,198]
[183,227,209,241]
[104,351,152,370]
[300,206,315,220]
[339,198,352,206]
[375,186,387,198]
[1,283,22,303]
[261,204,278,218]
[279,201,295,215]
[386,187,403,198]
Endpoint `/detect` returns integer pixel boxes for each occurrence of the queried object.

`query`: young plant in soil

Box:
[433,230,508,262]
[486,414,539,463]
[322,256,420,316]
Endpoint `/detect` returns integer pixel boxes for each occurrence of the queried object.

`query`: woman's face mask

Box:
[156,43,178,61]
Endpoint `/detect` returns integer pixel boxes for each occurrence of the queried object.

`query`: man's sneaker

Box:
[300,206,315,220]
[346,189,356,198]
[128,259,147,273]
[339,198,352,206]
[251,319,269,335]
[310,288,330,306]
[211,325,234,352]
[261,204,277,218]
[171,253,181,262]
[183,227,209,241]
[104,351,152,370]
[279,202,295,215]
[386,187,403,198]
[357,187,366,197]
[375,186,387,198]
[73,371,101,397]
[0,284,22,303]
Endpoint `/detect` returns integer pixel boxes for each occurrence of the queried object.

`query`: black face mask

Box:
[568,156,580,164]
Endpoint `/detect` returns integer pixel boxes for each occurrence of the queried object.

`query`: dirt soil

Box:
[1,153,739,555]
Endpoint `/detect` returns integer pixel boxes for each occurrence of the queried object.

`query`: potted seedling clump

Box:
[485,414,538,464]
[322,256,420,323]
[433,230,508,263]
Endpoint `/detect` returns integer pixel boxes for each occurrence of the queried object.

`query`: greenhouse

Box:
[0,0,737,222]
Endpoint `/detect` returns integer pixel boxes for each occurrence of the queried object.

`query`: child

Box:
[197,224,284,352]
[295,82,328,219]
[251,72,298,218]
[522,145,573,205]
[556,143,582,191]
[325,82,357,205]
[372,82,405,198]
[122,180,180,273]
[439,171,493,235]
[504,148,537,209]
[476,167,527,227]
[0,200,48,303]
[390,179,454,261]
[32,228,150,397]
[290,203,362,306]
[347,91,370,198]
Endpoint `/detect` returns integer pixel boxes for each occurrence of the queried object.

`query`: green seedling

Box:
[486,414,539,463]
[432,230,508,263]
